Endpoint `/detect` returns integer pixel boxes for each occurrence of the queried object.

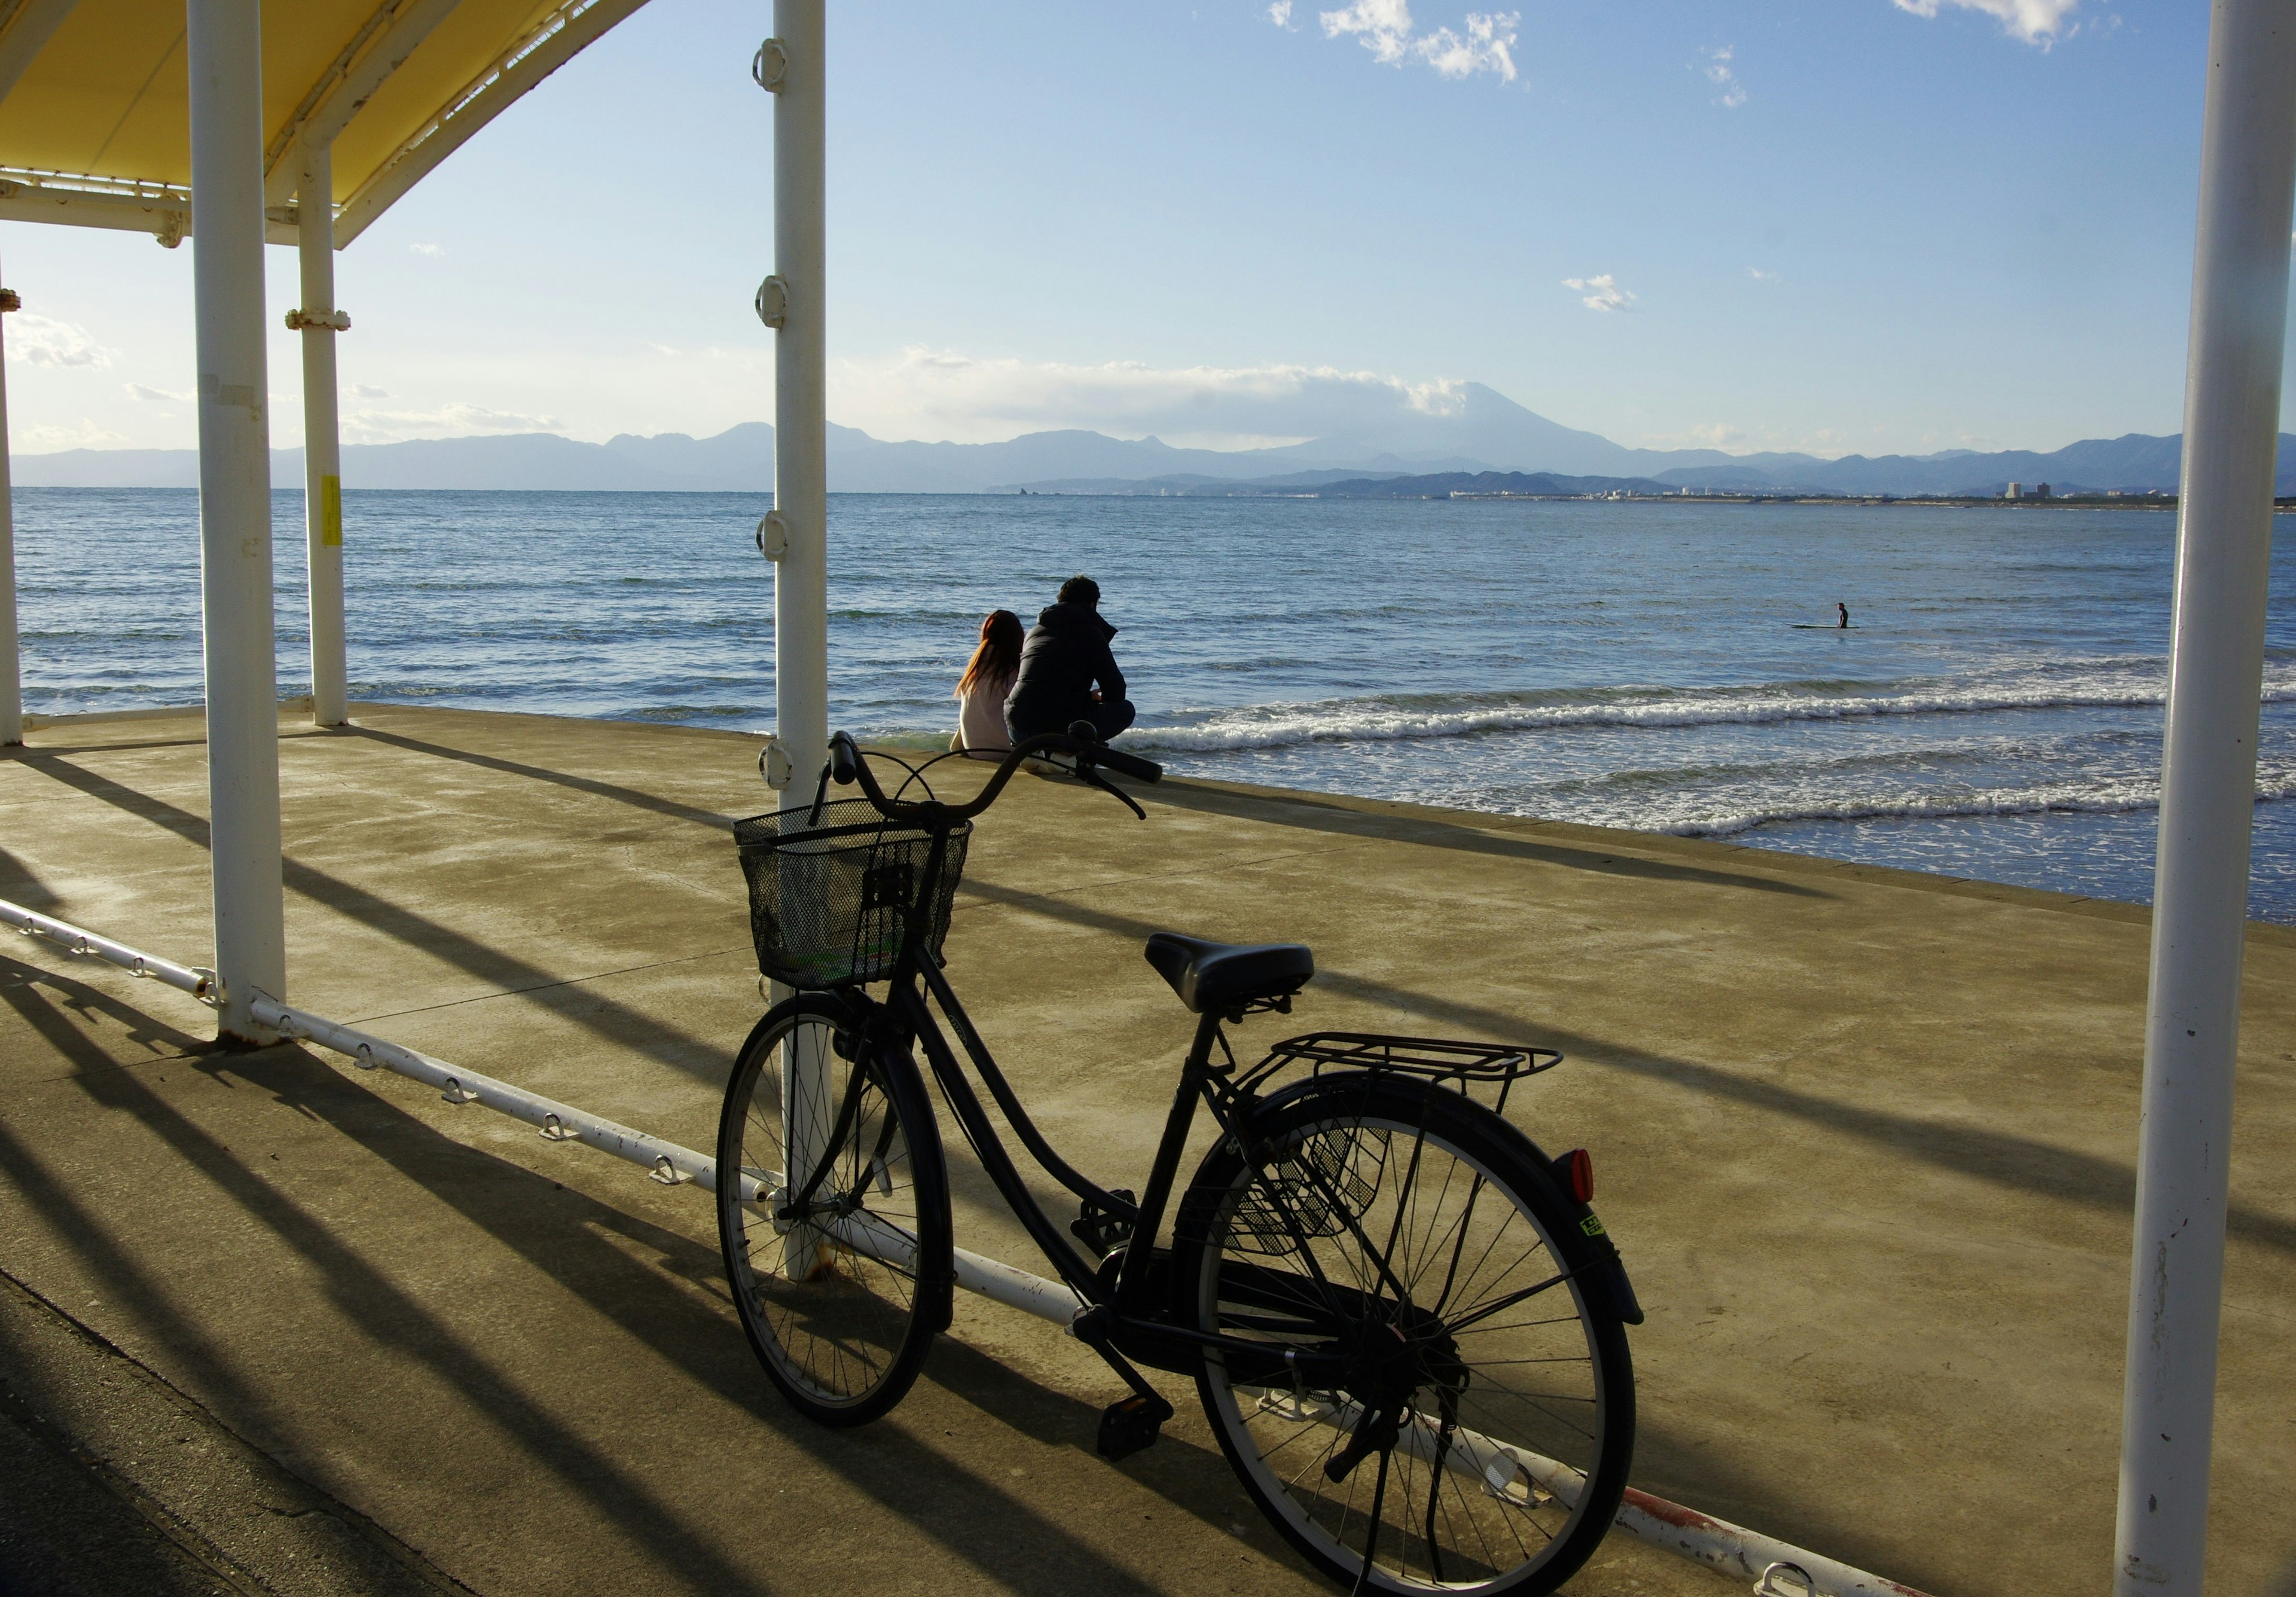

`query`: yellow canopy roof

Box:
[0,0,649,248]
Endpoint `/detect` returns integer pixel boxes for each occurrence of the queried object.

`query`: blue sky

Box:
[0,0,2243,459]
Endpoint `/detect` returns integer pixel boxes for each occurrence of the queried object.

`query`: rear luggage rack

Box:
[1238,1031,1561,1108]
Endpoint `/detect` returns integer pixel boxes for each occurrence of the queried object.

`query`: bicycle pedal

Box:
[1095,1393,1173,1461]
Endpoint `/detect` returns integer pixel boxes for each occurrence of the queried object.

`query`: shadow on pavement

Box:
[0,966,780,1595]
[342,726,741,833]
[10,752,734,1086]
[283,1049,1292,1589]
[955,875,2296,1261]
[3,952,1235,1593]
[1141,780,1828,899]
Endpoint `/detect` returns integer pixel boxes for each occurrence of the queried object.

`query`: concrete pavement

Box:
[1,704,2290,1595]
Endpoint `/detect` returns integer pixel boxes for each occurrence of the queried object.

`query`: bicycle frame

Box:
[802,929,1341,1382]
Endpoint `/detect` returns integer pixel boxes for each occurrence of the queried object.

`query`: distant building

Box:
[2036,482,2053,499]
[2006,482,2024,499]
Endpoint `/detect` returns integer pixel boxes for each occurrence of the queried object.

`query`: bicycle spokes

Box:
[1189,1086,1630,1595]
[720,1012,942,1418]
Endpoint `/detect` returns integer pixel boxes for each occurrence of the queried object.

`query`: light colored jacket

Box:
[956,671,1015,757]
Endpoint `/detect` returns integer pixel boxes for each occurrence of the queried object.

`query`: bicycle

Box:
[718,728,1644,1595]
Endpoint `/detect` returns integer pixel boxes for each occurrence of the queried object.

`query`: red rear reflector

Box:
[1558,1149,1593,1204]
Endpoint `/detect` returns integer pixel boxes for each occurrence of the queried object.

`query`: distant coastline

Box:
[14,388,2295,500]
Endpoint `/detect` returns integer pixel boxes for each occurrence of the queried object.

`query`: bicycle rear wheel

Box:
[716,996,951,1426]
[1174,1074,1634,1596]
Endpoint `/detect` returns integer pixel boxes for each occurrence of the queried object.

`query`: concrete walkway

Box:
[1,705,2290,1596]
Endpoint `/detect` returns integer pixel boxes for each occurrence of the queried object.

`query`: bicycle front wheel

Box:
[716,996,951,1427]
[1174,1074,1634,1596]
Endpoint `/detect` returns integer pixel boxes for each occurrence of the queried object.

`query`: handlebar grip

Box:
[1089,744,1163,784]
[828,730,861,786]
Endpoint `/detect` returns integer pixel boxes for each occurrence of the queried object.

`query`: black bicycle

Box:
[718,728,1642,1596]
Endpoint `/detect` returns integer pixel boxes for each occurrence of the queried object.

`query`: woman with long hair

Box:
[952,609,1024,756]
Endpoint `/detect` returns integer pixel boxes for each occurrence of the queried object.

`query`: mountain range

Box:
[15,383,2288,497]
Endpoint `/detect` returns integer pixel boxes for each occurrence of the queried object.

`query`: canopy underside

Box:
[0,0,648,247]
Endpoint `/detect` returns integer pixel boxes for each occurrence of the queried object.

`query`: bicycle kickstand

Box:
[1070,1306,1174,1461]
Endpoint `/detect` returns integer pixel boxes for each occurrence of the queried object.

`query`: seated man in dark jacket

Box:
[1004,575,1136,744]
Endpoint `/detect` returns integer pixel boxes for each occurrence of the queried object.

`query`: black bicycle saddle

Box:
[1143,932,1314,1014]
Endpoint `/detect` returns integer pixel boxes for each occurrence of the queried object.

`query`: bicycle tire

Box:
[716,995,952,1426]
[1173,1074,1634,1596]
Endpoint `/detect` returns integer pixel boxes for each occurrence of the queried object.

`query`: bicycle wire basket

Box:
[732,797,972,988]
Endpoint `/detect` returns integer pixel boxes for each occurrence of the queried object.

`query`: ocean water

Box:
[13,487,2296,921]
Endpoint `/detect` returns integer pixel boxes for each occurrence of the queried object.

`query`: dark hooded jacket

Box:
[1003,601,1125,737]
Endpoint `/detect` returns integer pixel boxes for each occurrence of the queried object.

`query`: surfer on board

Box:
[1837,601,1850,629]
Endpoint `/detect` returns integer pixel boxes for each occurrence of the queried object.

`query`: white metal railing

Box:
[4,899,220,1004]
[0,895,1930,1596]
[246,990,720,1188]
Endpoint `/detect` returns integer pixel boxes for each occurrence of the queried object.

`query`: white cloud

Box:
[1562,273,1635,312]
[1318,2,1518,81]
[11,314,114,370]
[348,383,391,398]
[23,419,127,448]
[1321,0,1413,61]
[1268,0,1299,29]
[125,381,190,402]
[1702,45,1746,108]
[1416,13,1518,80]
[1748,267,1779,282]
[342,399,564,444]
[1891,0,2084,46]
[408,242,444,257]
[830,347,1474,449]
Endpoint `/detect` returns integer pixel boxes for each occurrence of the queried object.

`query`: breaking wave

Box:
[1657,772,2296,840]
[1122,661,2296,755]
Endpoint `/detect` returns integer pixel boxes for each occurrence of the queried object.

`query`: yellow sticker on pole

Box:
[320,474,342,548]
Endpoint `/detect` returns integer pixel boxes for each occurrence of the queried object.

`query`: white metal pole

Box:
[773,0,826,797]
[768,0,829,1278]
[188,0,286,1045]
[0,238,21,747]
[2115,4,2296,1591]
[295,136,347,728]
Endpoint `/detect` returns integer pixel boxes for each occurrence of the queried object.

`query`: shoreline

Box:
[18,698,2283,932]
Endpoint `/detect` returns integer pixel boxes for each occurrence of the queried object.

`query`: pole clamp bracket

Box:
[754,274,789,329]
[285,308,352,332]
[756,512,789,560]
[752,37,788,91]
[761,737,795,789]
[0,289,17,313]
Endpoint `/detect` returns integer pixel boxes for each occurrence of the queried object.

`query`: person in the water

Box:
[1837,601,1850,629]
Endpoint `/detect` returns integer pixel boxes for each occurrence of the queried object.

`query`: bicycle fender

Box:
[1571,1212,1646,1327]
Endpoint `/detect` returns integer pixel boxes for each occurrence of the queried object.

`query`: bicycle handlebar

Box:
[1087,742,1163,784]
[823,726,1162,826]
